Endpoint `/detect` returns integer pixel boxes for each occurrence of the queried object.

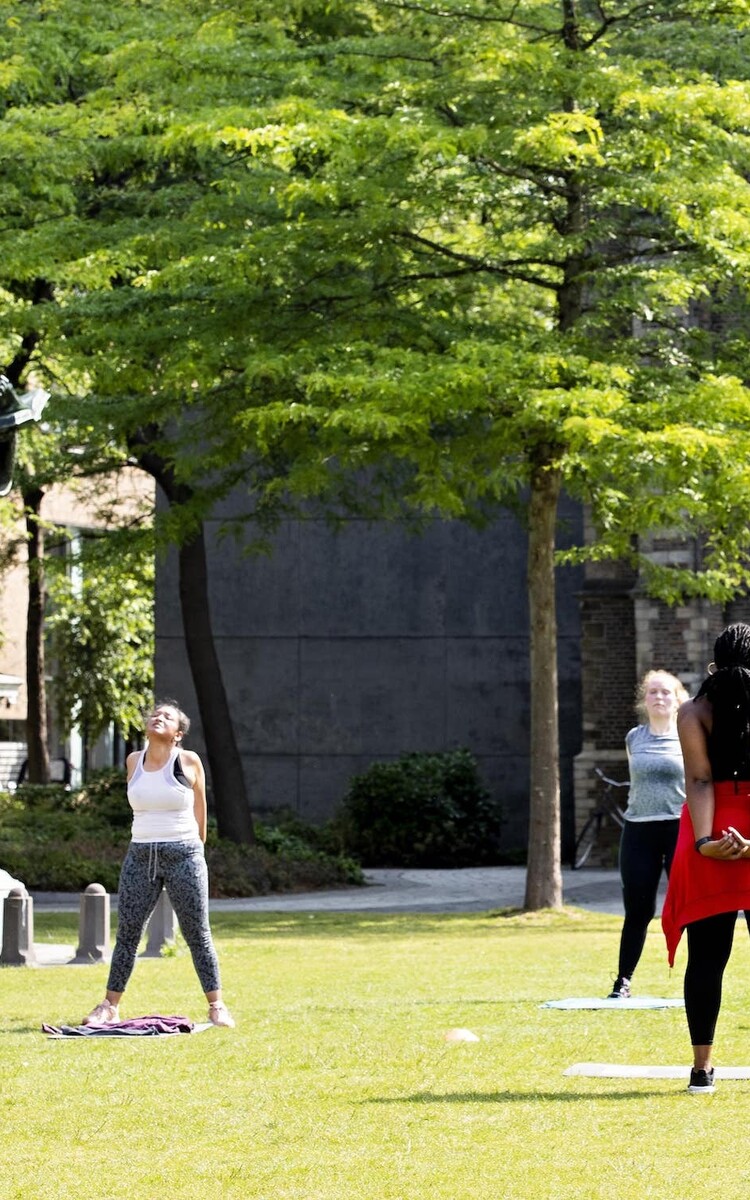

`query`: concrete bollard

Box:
[70,883,110,964]
[0,868,25,949]
[141,889,177,957]
[1,885,37,966]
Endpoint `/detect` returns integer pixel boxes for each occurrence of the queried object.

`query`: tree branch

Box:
[579,1,746,50]
[474,155,570,197]
[396,229,564,279]
[375,0,557,36]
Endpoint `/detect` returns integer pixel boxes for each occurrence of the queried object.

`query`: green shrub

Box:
[205,836,362,897]
[12,782,77,812]
[0,779,363,896]
[69,768,132,828]
[331,748,502,867]
[0,845,123,893]
[254,822,363,886]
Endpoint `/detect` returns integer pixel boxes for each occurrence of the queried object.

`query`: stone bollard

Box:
[70,883,110,964]
[141,889,177,957]
[0,868,25,949]
[1,885,37,966]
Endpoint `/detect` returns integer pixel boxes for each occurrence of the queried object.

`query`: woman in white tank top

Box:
[81,700,235,1029]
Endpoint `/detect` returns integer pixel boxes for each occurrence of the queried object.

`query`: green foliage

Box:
[6,2,750,883]
[333,748,502,868]
[205,834,362,897]
[2,844,124,893]
[45,530,154,744]
[1,2,749,581]
[71,766,133,828]
[253,819,363,884]
[0,769,361,894]
[11,782,76,812]
[0,779,129,890]
[1,1,750,584]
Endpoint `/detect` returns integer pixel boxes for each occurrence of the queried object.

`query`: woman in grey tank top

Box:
[607,669,688,999]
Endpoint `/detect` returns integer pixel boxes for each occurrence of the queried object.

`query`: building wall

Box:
[155,496,585,856]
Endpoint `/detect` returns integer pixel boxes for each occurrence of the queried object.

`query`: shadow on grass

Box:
[363,1087,679,1103]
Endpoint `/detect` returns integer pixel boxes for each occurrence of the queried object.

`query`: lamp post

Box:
[0,376,51,496]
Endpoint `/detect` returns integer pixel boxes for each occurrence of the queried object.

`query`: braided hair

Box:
[697,623,750,777]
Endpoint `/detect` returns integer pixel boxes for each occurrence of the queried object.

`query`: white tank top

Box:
[127,747,200,843]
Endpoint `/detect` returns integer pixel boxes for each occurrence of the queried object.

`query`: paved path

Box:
[209,866,641,915]
[33,866,635,917]
[33,873,643,916]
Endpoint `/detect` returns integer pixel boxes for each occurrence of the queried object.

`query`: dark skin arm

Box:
[678,696,749,859]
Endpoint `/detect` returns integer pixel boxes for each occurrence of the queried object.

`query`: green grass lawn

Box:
[3,906,750,1199]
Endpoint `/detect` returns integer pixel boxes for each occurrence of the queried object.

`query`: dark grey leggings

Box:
[107,840,221,995]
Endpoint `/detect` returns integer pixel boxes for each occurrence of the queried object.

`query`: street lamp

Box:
[0,375,51,496]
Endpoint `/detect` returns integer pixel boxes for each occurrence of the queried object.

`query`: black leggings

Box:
[617,818,679,980]
[685,910,750,1046]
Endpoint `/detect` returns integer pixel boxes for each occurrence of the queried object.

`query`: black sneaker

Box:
[607,976,631,999]
[688,1068,715,1094]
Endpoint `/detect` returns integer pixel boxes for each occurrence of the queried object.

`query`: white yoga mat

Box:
[565,1062,750,1079]
[541,997,684,1009]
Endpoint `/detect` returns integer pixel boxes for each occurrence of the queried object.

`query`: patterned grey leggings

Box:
[107,840,221,995]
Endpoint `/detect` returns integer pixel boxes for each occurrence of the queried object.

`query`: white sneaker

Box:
[208,1000,235,1028]
[82,999,120,1026]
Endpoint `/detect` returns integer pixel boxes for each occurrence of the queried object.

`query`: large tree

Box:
[0,0,276,837]
[5,1,750,886]
[217,0,750,906]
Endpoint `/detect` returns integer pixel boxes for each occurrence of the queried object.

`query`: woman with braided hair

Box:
[662,623,750,1093]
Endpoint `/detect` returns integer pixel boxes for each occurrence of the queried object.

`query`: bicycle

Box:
[571,767,629,869]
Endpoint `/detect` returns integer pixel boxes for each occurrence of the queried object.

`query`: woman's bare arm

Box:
[679,697,743,859]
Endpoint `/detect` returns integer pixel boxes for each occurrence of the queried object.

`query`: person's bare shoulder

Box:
[178,748,204,781]
[678,695,710,728]
[678,695,712,748]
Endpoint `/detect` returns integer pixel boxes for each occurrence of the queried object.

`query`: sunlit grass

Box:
[2,908,750,1199]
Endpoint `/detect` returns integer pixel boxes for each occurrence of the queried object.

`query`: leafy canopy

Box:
[2,3,750,597]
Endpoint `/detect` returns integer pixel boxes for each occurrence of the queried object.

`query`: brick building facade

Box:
[574,532,750,865]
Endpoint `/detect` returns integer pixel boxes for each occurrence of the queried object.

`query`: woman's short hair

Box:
[634,670,689,722]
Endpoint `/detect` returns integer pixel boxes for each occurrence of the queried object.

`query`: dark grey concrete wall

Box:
[155,498,583,855]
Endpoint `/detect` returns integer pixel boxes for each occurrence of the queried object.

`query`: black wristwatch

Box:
[695,837,712,854]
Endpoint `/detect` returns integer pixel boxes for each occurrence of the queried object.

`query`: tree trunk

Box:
[523,455,563,910]
[178,528,255,843]
[23,484,50,784]
[523,4,584,905]
[561,0,582,53]
[128,429,254,843]
[82,723,90,783]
